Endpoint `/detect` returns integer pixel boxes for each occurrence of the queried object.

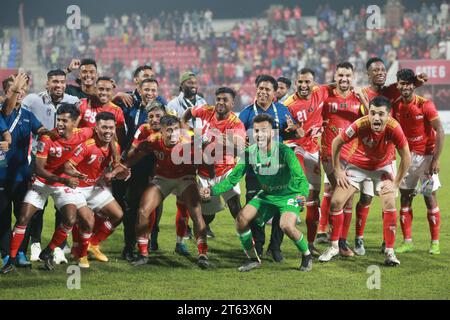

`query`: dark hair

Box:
[253,113,275,127]
[133,65,153,78]
[47,69,66,79]
[277,76,291,88]
[215,87,236,99]
[160,114,180,127]
[96,76,114,84]
[96,111,116,123]
[369,96,392,112]
[80,58,97,69]
[396,68,416,83]
[56,103,80,121]
[146,103,166,114]
[139,78,159,87]
[366,57,385,70]
[256,74,278,91]
[2,76,14,92]
[299,68,316,78]
[336,62,354,71]
[2,74,29,92]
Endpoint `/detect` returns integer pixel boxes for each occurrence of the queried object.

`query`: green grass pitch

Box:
[1,138,449,300]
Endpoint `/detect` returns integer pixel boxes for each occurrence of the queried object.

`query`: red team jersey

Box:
[69,138,120,187]
[137,133,196,179]
[321,90,364,158]
[78,98,125,128]
[284,85,330,153]
[340,116,407,170]
[392,95,439,155]
[191,105,246,177]
[132,123,154,148]
[35,127,94,186]
[362,83,401,103]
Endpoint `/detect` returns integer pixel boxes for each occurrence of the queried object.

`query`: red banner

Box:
[0,69,18,83]
[399,60,450,85]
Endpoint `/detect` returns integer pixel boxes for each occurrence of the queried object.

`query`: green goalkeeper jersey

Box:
[211,142,309,197]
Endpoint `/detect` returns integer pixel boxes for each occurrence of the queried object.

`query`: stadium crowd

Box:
[30,1,450,108]
[0,1,445,274]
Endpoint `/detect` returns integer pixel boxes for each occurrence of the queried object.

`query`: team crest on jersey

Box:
[308,106,314,113]
[64,146,71,152]
[74,145,83,157]
[345,127,355,138]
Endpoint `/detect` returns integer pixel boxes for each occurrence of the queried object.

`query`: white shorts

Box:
[24,179,87,210]
[400,153,441,191]
[151,175,197,199]
[322,159,374,196]
[345,163,396,197]
[293,146,321,191]
[78,186,115,212]
[198,170,241,216]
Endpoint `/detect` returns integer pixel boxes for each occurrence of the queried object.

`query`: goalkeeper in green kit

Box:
[200,114,313,272]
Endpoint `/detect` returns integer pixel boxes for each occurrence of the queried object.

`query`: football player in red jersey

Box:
[284,68,330,255]
[319,62,371,257]
[78,76,126,147]
[113,115,210,269]
[130,105,192,256]
[182,87,246,238]
[1,104,95,273]
[319,96,411,266]
[64,112,126,267]
[392,69,444,255]
[355,57,428,252]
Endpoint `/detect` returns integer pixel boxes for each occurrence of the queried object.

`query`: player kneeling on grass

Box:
[64,111,127,268]
[319,96,411,266]
[111,115,210,269]
[200,114,312,272]
[1,104,96,274]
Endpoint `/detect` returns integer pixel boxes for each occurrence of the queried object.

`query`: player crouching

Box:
[318,96,411,266]
[111,115,210,269]
[64,112,127,268]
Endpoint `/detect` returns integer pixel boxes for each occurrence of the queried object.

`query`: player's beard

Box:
[183,87,196,99]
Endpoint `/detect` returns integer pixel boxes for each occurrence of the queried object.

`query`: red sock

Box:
[427,207,441,241]
[79,232,92,258]
[383,209,397,249]
[90,220,114,246]
[9,225,27,258]
[329,210,344,242]
[197,237,208,255]
[400,206,413,240]
[176,202,189,238]
[355,203,370,238]
[49,224,73,250]
[306,201,320,243]
[137,237,149,256]
[93,214,106,235]
[318,192,332,233]
[340,206,352,240]
[71,223,81,258]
